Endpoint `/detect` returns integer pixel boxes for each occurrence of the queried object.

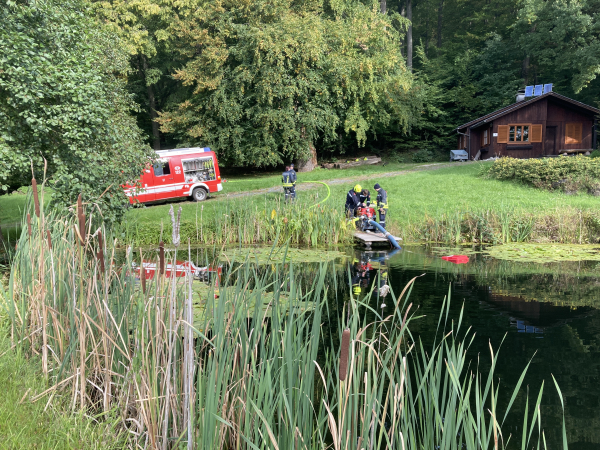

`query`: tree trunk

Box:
[522,55,530,84]
[141,56,161,150]
[380,0,386,14]
[407,0,413,70]
[425,15,429,55]
[296,144,318,172]
[400,4,406,56]
[437,0,444,48]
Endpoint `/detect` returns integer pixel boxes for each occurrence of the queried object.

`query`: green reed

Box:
[119,194,353,247]
[400,205,600,244]
[0,198,569,449]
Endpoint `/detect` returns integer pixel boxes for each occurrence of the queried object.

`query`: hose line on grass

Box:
[304,181,331,209]
[223,179,332,209]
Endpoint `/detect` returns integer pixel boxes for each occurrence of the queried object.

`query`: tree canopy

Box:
[155,0,418,167]
[0,0,152,222]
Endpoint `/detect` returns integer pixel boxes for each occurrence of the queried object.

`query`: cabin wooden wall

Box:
[490,98,547,158]
[546,102,594,153]
[464,98,596,159]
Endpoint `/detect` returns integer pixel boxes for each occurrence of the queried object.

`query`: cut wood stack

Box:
[322,156,382,169]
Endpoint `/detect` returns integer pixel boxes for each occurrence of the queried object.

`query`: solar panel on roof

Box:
[543,83,553,94]
[534,85,543,96]
[524,86,534,97]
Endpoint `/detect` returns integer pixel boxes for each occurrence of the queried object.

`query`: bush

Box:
[590,149,600,158]
[485,156,600,194]
[412,149,434,163]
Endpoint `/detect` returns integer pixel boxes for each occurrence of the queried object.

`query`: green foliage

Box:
[118,196,352,246]
[2,201,568,448]
[411,149,434,162]
[486,156,600,194]
[512,0,600,95]
[158,0,419,167]
[590,150,600,159]
[0,328,122,449]
[0,0,152,223]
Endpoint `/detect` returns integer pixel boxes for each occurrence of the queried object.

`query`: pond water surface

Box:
[364,245,600,449]
[137,243,600,448]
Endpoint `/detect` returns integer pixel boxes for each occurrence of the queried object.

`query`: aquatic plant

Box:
[0,202,569,449]
[118,194,353,247]
[398,205,600,245]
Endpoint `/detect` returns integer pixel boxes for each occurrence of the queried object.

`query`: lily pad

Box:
[190,280,314,328]
[220,247,348,264]
[485,243,600,263]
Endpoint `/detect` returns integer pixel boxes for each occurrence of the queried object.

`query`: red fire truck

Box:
[124,147,223,204]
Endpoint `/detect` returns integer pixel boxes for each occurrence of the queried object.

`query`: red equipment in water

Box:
[441,255,469,264]
[134,260,222,285]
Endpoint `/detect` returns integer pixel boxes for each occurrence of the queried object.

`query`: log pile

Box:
[321,156,381,169]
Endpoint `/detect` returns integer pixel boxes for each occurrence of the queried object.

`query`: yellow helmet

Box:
[353,285,361,295]
[354,184,362,193]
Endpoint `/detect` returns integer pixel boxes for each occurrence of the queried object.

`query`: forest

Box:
[1,0,600,217]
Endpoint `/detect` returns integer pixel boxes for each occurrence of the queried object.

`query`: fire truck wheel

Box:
[192,187,208,202]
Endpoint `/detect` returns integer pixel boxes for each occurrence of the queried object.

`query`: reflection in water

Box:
[379,246,600,450]
[130,244,600,448]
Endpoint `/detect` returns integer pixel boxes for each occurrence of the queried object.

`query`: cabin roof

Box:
[456,92,600,131]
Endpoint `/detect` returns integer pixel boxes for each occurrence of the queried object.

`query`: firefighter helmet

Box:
[354,184,362,193]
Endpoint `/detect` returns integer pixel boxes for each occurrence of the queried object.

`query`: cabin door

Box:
[545,126,557,155]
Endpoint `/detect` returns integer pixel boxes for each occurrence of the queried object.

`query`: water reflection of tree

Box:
[387,253,600,448]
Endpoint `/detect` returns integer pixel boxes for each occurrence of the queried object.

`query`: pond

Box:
[359,245,600,449]
[132,243,600,447]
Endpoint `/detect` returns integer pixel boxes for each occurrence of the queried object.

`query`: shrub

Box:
[590,149,600,158]
[485,156,600,194]
[412,149,433,163]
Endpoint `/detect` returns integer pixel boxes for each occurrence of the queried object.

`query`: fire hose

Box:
[223,179,331,209]
[368,220,401,249]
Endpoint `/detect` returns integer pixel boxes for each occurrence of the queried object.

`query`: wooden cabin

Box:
[456,92,599,159]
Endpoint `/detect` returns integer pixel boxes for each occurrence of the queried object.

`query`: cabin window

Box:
[508,124,530,143]
[153,160,171,176]
[481,129,490,146]
[497,124,542,144]
[565,123,582,144]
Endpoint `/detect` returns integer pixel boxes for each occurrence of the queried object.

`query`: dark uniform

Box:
[282,167,296,201]
[345,189,361,218]
[289,165,297,198]
[374,184,388,228]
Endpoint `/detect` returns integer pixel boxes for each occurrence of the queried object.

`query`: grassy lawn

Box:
[122,161,600,240]
[0,327,121,449]
[215,161,430,193]
[4,162,600,244]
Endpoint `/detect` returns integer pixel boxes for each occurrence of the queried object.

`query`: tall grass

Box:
[118,194,353,247]
[399,206,600,244]
[0,197,569,449]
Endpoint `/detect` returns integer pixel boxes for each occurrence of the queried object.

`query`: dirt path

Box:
[218,161,470,199]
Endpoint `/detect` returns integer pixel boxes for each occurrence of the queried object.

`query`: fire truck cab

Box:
[125,147,222,204]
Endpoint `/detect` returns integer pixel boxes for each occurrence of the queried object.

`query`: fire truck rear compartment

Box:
[182,157,216,183]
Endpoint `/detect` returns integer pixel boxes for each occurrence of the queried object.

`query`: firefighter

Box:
[345,184,362,221]
[282,166,295,201]
[373,183,388,229]
[359,188,371,206]
[289,163,297,199]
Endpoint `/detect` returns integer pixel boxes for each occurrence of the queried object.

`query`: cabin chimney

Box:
[516,88,526,102]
